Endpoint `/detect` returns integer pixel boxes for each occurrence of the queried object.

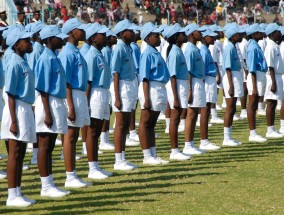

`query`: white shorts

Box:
[0,89,4,120]
[188,77,206,108]
[110,80,137,112]
[35,95,68,134]
[166,79,189,109]
[139,81,168,112]
[247,72,266,96]
[67,89,90,127]
[223,70,244,98]
[2,86,7,105]
[1,99,36,143]
[205,76,218,103]
[90,88,110,120]
[264,74,283,101]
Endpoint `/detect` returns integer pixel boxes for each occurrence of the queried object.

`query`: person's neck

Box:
[189,37,197,45]
[67,36,78,47]
[46,44,57,52]
[93,43,103,51]
[15,50,25,58]
[121,38,130,45]
[148,43,156,49]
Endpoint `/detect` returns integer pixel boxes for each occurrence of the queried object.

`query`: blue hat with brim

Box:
[106,29,116,37]
[225,25,240,39]
[209,24,223,32]
[30,21,45,33]
[246,24,264,35]
[114,19,136,35]
[202,29,218,37]
[184,23,206,36]
[62,18,87,34]
[86,23,109,40]
[141,22,163,41]
[25,23,33,32]
[6,28,33,47]
[265,23,281,36]
[259,23,267,30]
[40,25,68,40]
[163,23,185,38]
[3,24,25,39]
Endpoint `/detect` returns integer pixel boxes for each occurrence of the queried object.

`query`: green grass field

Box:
[1,104,284,215]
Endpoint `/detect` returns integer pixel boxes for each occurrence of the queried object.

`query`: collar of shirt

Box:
[117,39,132,51]
[146,44,159,54]
[82,43,90,49]
[65,42,79,53]
[45,47,59,58]
[187,41,199,51]
[248,39,260,48]
[13,52,26,63]
[90,45,102,55]
[200,44,210,53]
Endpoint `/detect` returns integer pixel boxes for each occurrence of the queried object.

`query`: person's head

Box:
[184,23,206,42]
[246,24,264,41]
[114,19,136,44]
[106,30,117,46]
[40,25,68,50]
[265,23,281,42]
[6,28,33,56]
[17,11,25,23]
[225,25,242,44]
[202,30,217,46]
[33,10,41,21]
[164,23,187,45]
[141,22,164,47]
[62,18,90,44]
[0,11,7,21]
[209,24,224,39]
[30,21,45,43]
[2,24,25,50]
[86,23,109,50]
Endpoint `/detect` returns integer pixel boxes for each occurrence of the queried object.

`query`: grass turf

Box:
[0,105,284,214]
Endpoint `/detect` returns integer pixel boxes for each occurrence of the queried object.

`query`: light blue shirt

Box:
[0,59,4,88]
[5,53,35,104]
[80,43,91,57]
[139,45,170,83]
[130,42,141,74]
[246,39,268,73]
[84,46,111,89]
[59,42,88,92]
[223,40,242,71]
[184,42,205,79]
[3,47,14,74]
[101,45,112,68]
[111,39,136,81]
[35,47,66,99]
[200,44,217,77]
[28,41,45,71]
[167,44,188,80]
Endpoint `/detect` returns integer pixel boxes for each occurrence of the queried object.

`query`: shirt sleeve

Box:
[35,57,51,93]
[111,46,122,74]
[247,49,257,73]
[223,47,232,70]
[5,63,19,96]
[264,47,275,68]
[185,49,195,73]
[139,52,151,81]
[59,51,73,85]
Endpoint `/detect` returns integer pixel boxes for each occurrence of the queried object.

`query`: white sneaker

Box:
[165,127,169,133]
[158,113,166,121]
[249,135,267,143]
[27,143,33,149]
[41,186,70,198]
[22,165,29,171]
[26,148,33,153]
[135,121,140,126]
[99,142,115,150]
[55,139,62,146]
[114,161,134,171]
[266,131,284,139]
[129,132,140,142]
[239,112,247,120]
[210,117,224,124]
[20,195,36,204]
[0,154,7,159]
[200,142,221,151]
[65,178,89,188]
[170,151,190,161]
[221,102,227,108]
[143,156,162,165]
[100,168,113,177]
[279,128,284,134]
[88,169,109,180]
[0,170,7,179]
[78,137,82,142]
[233,115,240,121]
[257,109,266,116]
[155,157,169,164]
[30,156,37,165]
[109,128,114,134]
[183,145,204,155]
[125,137,140,146]
[216,104,222,110]
[124,160,139,169]
[222,139,241,147]
[6,196,32,207]
[236,100,241,106]
[77,177,93,186]
[178,124,185,133]
[276,105,281,110]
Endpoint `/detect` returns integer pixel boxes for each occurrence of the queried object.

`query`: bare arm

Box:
[41,92,53,128]
[143,79,151,109]
[170,76,179,109]
[113,72,121,110]
[226,68,234,97]
[269,67,277,93]
[8,94,18,136]
[66,83,75,122]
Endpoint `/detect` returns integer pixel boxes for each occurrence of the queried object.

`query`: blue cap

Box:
[86,23,109,39]
[223,22,238,31]
[131,24,141,31]
[40,25,68,40]
[246,24,264,35]
[209,24,223,32]
[141,22,163,40]
[0,26,7,32]
[6,28,33,47]
[3,24,25,39]
[202,29,218,37]
[265,23,281,36]
[62,18,86,34]
[162,23,185,38]
[25,23,33,32]
[30,21,45,33]
[225,25,240,39]
[239,24,248,33]
[106,30,116,37]
[259,23,267,30]
[280,26,284,35]
[114,19,136,35]
[184,23,206,36]
[159,24,168,32]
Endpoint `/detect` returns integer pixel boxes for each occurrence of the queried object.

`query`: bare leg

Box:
[184,107,199,142]
[169,108,182,149]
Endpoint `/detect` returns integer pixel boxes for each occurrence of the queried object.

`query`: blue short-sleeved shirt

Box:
[246,39,268,73]
[0,59,4,88]
[184,42,205,79]
[3,47,14,74]
[166,44,188,80]
[28,41,45,71]
[223,40,242,72]
[130,42,141,74]
[35,47,66,99]
[84,46,111,89]
[5,53,35,104]
[80,43,91,57]
[200,44,217,77]
[139,45,170,83]
[101,45,112,68]
[58,42,88,92]
[111,39,136,81]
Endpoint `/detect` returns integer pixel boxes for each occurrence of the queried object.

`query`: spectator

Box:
[216,2,222,18]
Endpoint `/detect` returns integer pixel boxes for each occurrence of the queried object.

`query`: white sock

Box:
[16,186,21,196]
[115,153,123,164]
[100,132,106,143]
[41,176,52,191]
[222,97,226,104]
[197,114,201,123]
[250,129,257,136]
[171,148,179,154]
[122,151,126,160]
[32,148,38,159]
[180,119,185,126]
[66,171,76,181]
[211,108,218,119]
[185,141,194,148]
[241,109,247,115]
[200,139,209,145]
[258,102,263,110]
[48,174,54,186]
[130,130,136,135]
[105,131,110,143]
[150,147,156,158]
[88,161,100,172]
[224,127,231,140]
[267,125,275,133]
[8,188,17,200]
[165,118,170,128]
[142,149,152,158]
[280,120,284,128]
